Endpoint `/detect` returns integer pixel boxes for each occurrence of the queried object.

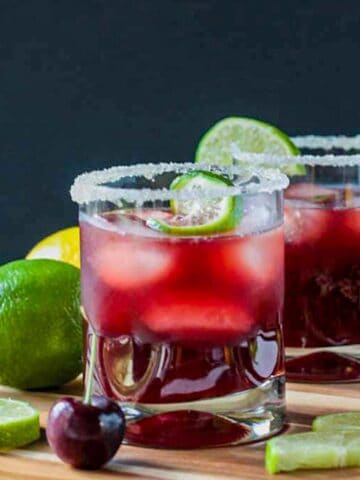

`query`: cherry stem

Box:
[83,331,97,405]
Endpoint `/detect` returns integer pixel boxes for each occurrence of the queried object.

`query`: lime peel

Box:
[146,170,243,236]
[0,398,40,451]
[266,431,360,474]
[195,116,305,176]
[0,259,82,389]
[313,412,360,433]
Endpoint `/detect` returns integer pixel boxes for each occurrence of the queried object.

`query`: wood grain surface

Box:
[1,379,360,479]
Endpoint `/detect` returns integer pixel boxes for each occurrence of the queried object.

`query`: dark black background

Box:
[1,0,359,263]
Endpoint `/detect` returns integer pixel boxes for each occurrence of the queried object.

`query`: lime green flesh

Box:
[0,259,82,389]
[313,413,360,433]
[266,432,360,474]
[147,170,242,236]
[195,116,305,176]
[0,399,40,451]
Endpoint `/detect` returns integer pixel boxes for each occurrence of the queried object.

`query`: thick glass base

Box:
[286,346,360,383]
[85,331,286,448]
[118,376,286,448]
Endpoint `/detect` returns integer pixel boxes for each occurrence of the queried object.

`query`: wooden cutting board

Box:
[1,380,360,480]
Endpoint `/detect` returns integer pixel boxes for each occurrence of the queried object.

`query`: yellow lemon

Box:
[26,227,80,268]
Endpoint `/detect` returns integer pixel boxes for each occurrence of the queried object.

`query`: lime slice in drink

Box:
[147,170,242,235]
[313,413,360,433]
[195,117,305,176]
[0,398,40,450]
[266,431,360,474]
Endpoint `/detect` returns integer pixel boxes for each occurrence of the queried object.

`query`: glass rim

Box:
[232,134,360,167]
[292,134,360,151]
[70,162,289,205]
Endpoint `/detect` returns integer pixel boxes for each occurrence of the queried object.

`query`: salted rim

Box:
[231,133,360,167]
[70,162,289,205]
[292,134,360,151]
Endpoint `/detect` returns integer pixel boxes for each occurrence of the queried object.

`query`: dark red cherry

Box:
[46,395,125,469]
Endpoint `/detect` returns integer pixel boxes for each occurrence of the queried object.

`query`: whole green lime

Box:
[0,259,82,389]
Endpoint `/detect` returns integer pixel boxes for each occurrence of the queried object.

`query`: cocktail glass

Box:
[233,135,360,383]
[70,162,288,448]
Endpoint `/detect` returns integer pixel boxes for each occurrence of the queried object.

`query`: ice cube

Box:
[121,210,172,238]
[238,205,272,236]
[93,240,176,289]
[140,290,253,345]
[237,229,283,284]
[284,205,329,245]
[220,227,284,287]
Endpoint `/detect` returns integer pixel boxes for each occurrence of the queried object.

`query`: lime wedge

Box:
[313,413,360,433]
[0,398,40,450]
[266,431,360,474]
[195,117,305,176]
[147,170,242,235]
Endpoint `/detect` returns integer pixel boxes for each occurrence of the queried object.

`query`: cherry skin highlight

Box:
[46,395,125,469]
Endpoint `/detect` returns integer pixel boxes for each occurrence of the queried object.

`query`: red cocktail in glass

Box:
[284,179,360,382]
[232,137,360,382]
[71,163,288,448]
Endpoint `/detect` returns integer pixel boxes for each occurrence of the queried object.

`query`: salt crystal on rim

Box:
[292,134,360,151]
[231,134,360,166]
[70,162,289,205]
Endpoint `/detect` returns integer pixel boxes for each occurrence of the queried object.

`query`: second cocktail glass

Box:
[285,136,360,382]
[71,162,288,448]
[233,135,360,383]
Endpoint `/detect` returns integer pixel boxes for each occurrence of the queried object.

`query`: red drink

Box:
[72,162,288,448]
[284,183,360,381]
[81,210,285,448]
